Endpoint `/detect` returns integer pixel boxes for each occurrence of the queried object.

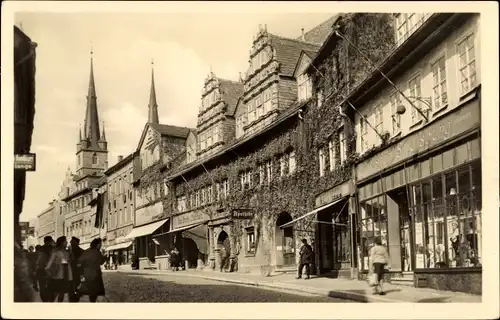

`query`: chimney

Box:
[117,155,123,162]
[301,28,305,41]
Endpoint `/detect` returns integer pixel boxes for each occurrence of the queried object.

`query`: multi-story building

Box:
[36,200,58,243]
[104,153,136,266]
[124,65,194,269]
[346,13,481,294]
[59,51,108,249]
[160,17,339,274]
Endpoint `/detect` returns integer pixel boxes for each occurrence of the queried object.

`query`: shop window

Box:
[359,195,387,271]
[245,227,256,255]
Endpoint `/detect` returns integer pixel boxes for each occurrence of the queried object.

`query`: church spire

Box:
[148,59,159,124]
[100,121,106,141]
[83,45,101,148]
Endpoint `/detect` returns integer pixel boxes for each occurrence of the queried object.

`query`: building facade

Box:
[104,153,136,266]
[36,200,58,243]
[347,13,481,293]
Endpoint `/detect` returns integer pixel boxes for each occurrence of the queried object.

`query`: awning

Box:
[124,218,169,239]
[280,196,347,228]
[167,222,205,234]
[80,243,90,250]
[182,224,209,255]
[105,241,133,252]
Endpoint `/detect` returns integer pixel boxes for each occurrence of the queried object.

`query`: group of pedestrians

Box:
[26,235,106,302]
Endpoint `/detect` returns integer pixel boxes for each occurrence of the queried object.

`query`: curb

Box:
[118,270,398,303]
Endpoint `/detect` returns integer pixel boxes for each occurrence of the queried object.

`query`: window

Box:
[431,56,448,110]
[236,117,243,137]
[317,89,324,107]
[222,178,229,198]
[390,92,402,134]
[289,151,296,174]
[359,195,388,271]
[408,74,423,123]
[319,148,326,177]
[92,153,98,165]
[339,130,346,164]
[360,117,368,152]
[374,105,383,132]
[328,139,336,171]
[240,170,252,191]
[280,155,287,177]
[266,161,273,184]
[297,74,312,101]
[457,34,476,95]
[247,102,256,123]
[213,125,220,143]
[206,127,213,148]
[263,90,272,113]
[177,195,187,212]
[259,164,265,185]
[207,185,213,203]
[195,190,200,207]
[123,193,127,204]
[255,95,263,119]
[395,13,430,46]
[246,227,256,254]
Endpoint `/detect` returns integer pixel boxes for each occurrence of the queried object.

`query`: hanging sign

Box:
[232,209,254,220]
[14,153,36,171]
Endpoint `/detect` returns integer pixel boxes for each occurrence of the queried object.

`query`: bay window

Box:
[263,90,272,113]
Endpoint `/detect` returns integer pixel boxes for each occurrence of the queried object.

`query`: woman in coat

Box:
[78,238,106,302]
[45,236,73,302]
[369,236,390,295]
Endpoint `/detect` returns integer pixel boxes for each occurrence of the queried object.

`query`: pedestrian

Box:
[77,238,106,303]
[296,239,313,280]
[26,245,38,291]
[69,237,84,302]
[170,247,180,271]
[219,246,229,272]
[369,236,390,295]
[45,236,73,302]
[36,236,55,302]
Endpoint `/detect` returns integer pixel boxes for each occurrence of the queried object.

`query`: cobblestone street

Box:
[101,272,350,302]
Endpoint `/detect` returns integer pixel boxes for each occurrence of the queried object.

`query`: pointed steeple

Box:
[148,60,159,124]
[100,121,106,141]
[83,45,101,148]
[79,125,83,141]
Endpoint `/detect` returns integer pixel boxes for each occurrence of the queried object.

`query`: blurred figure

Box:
[297,239,313,280]
[26,245,38,291]
[78,238,106,302]
[69,237,84,302]
[14,241,35,302]
[170,247,180,271]
[36,236,55,302]
[45,236,72,302]
[369,236,390,295]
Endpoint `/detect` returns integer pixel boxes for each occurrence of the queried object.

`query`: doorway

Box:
[388,187,413,271]
[317,210,333,271]
[275,212,295,267]
[217,230,230,271]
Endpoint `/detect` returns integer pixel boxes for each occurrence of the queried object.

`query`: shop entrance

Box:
[317,199,350,272]
[217,231,231,271]
[387,187,413,272]
[275,212,295,267]
[183,238,199,268]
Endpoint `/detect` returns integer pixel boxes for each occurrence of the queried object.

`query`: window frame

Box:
[430,54,448,112]
[456,32,477,96]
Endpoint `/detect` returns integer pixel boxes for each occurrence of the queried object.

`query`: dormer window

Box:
[297,74,312,101]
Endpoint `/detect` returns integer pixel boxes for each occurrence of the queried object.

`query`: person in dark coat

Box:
[297,239,313,280]
[77,238,106,302]
[36,236,55,302]
[26,245,38,291]
[69,237,84,302]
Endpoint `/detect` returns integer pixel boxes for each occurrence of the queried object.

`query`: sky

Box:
[16,10,335,222]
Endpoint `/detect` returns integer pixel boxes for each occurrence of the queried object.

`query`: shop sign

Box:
[315,181,351,208]
[135,201,163,227]
[357,100,480,182]
[14,153,36,171]
[172,209,210,230]
[232,209,254,220]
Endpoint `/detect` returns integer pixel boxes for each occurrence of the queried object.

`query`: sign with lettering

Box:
[357,101,480,182]
[172,209,210,230]
[135,201,164,227]
[232,209,254,220]
[315,181,351,208]
[14,153,36,171]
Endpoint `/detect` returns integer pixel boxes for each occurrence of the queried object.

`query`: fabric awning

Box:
[105,241,133,252]
[182,224,209,255]
[280,196,347,228]
[124,218,169,239]
[167,222,205,234]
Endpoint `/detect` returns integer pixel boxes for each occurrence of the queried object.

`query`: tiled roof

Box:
[218,78,244,116]
[303,50,318,59]
[269,34,321,77]
[299,14,341,45]
[149,123,194,139]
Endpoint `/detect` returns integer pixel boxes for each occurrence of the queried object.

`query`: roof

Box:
[165,98,311,179]
[292,49,319,78]
[269,34,321,77]
[149,123,193,139]
[217,78,244,116]
[104,152,135,176]
[306,14,345,73]
[299,14,342,44]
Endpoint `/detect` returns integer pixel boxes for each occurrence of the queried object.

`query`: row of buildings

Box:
[35,13,482,294]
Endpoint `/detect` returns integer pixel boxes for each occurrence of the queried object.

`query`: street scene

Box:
[8,3,495,312]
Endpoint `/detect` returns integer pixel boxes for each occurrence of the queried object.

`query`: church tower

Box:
[148,60,159,124]
[76,49,108,177]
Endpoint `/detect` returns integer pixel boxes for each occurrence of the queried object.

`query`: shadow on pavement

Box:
[417,296,451,303]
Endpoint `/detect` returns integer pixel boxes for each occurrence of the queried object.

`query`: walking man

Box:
[297,239,313,280]
[69,237,84,302]
[36,236,55,302]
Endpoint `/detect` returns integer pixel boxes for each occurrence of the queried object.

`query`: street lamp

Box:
[396,96,433,118]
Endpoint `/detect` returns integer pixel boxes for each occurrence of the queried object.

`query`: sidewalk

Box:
[119,269,481,303]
